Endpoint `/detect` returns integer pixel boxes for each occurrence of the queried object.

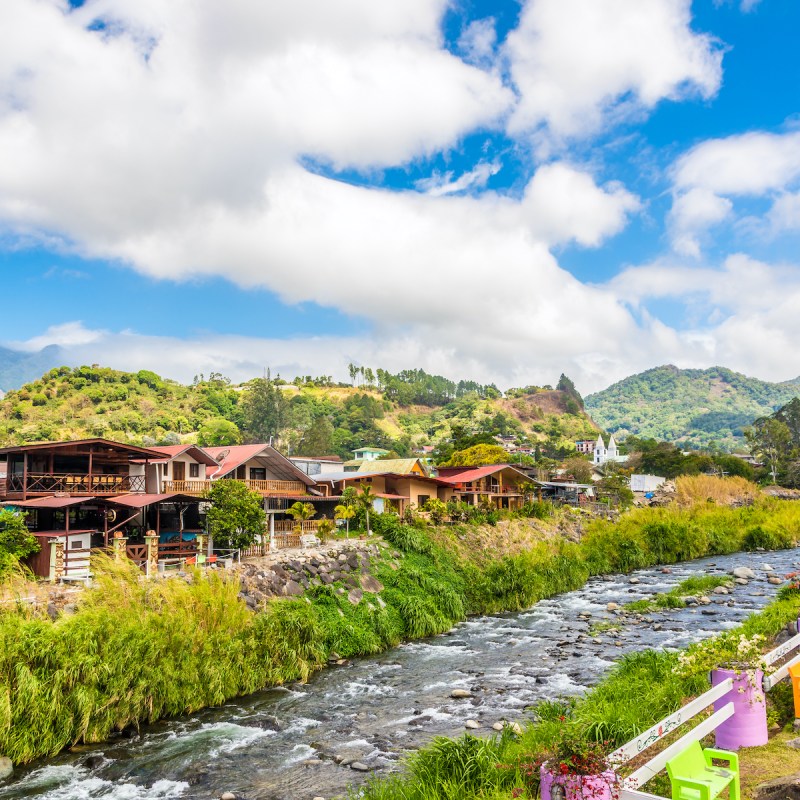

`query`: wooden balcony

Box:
[162,478,310,497]
[3,473,145,499]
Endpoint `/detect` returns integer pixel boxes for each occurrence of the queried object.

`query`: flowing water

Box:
[2,548,799,800]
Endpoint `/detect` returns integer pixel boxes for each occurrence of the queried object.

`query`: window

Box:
[189,463,200,478]
[70,539,83,550]
[250,468,267,481]
[417,494,430,507]
[163,463,169,476]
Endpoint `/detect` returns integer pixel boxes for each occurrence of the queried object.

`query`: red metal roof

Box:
[203,445,315,485]
[437,464,528,484]
[0,438,168,459]
[105,493,199,509]
[6,496,95,509]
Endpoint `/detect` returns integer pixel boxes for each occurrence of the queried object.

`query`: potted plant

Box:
[540,733,617,800]
[675,632,768,750]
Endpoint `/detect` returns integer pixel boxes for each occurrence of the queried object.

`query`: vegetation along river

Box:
[2,547,798,800]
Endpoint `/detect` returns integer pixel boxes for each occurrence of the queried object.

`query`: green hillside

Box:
[585,364,800,451]
[0,365,599,460]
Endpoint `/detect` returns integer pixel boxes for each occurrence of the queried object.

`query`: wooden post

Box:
[49,538,64,581]
[145,531,159,577]
[22,451,28,500]
[113,535,127,561]
[195,533,206,565]
[269,512,275,552]
[88,446,93,493]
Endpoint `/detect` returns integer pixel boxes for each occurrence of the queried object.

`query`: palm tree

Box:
[287,501,316,534]
[334,503,355,538]
[358,484,376,534]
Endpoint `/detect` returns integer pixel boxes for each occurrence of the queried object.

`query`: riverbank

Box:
[1,493,800,769]
[352,581,800,800]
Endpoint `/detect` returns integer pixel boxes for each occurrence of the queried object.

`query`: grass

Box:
[624,575,733,613]
[2,495,800,766]
[353,590,800,800]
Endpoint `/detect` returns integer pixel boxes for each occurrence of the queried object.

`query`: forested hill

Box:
[0,366,599,460]
[585,365,800,451]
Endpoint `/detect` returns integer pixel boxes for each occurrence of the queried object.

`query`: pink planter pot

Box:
[540,763,618,800]
[711,667,768,750]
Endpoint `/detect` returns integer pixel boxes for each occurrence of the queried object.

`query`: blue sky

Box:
[1,0,800,392]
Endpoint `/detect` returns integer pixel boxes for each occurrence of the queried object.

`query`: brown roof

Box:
[134,444,220,467]
[437,464,531,484]
[0,438,167,459]
[105,493,201,509]
[5,495,95,509]
[204,444,316,486]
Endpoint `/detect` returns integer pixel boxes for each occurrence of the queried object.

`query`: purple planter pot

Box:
[711,667,768,750]
[540,763,618,800]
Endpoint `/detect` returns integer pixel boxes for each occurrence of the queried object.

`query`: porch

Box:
[162,478,310,496]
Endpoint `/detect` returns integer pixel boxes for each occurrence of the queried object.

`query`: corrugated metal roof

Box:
[106,493,199,508]
[438,464,530,484]
[204,445,315,485]
[6,496,95,509]
[356,459,426,475]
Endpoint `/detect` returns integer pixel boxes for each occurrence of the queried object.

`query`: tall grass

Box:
[353,591,800,800]
[3,497,800,765]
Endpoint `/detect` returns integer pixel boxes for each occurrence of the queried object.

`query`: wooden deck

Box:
[163,479,310,496]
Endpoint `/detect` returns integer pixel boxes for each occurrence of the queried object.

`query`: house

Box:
[0,438,205,579]
[314,470,452,516]
[436,464,533,510]
[351,446,390,462]
[535,480,595,506]
[289,455,343,476]
[575,440,596,455]
[593,435,629,466]
[132,444,219,494]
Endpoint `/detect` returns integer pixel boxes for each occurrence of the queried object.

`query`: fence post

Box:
[145,531,159,577]
[49,538,64,582]
[113,535,128,562]
[195,533,206,565]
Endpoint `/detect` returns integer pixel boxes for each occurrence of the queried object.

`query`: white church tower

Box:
[593,434,606,465]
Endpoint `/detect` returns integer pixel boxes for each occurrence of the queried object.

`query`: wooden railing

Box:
[5,473,145,496]
[63,545,92,577]
[162,479,309,497]
[273,519,320,533]
[163,479,208,495]
[125,544,148,567]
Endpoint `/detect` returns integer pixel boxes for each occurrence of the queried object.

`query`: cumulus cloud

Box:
[668,130,800,254]
[505,0,723,141]
[416,161,502,196]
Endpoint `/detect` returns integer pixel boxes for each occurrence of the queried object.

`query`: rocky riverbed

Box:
[1,548,798,800]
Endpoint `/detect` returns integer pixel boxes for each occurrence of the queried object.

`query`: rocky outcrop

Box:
[235,543,391,608]
[755,773,800,800]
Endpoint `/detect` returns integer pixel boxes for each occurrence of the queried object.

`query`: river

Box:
[1,547,798,800]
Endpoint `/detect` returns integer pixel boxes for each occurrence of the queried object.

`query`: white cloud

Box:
[505,0,723,140]
[769,192,800,232]
[457,18,497,67]
[669,187,733,257]
[416,161,502,196]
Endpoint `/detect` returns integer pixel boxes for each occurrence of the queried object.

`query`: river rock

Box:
[712,586,729,595]
[755,772,800,799]
[350,762,371,772]
[220,794,237,800]
[360,574,384,593]
[451,689,473,698]
[492,722,505,731]
[347,588,364,605]
[507,722,523,735]
[465,720,480,729]
[629,577,640,584]
[768,576,783,585]
[732,567,755,579]
[606,602,619,611]
[283,580,303,596]
[0,757,12,780]
[734,577,749,585]
[787,738,800,750]
[762,563,774,571]
[697,596,711,605]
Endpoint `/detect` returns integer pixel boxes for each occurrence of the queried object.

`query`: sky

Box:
[1,0,800,394]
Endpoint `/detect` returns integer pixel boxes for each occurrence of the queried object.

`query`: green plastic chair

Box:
[666,741,740,800]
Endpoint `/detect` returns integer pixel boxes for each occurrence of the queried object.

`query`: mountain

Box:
[0,345,66,394]
[0,365,599,459]
[585,365,800,451]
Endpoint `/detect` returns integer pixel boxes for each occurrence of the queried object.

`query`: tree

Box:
[197,417,242,447]
[205,480,266,549]
[442,444,508,467]
[357,484,376,533]
[562,456,593,484]
[0,509,39,579]
[334,502,356,538]
[242,374,288,444]
[745,417,792,484]
[298,415,334,456]
[287,501,316,534]
[348,363,358,386]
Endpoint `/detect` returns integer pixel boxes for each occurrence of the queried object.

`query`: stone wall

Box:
[234,542,392,609]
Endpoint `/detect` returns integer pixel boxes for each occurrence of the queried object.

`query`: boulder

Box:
[361,574,384,593]
[732,567,756,580]
[492,722,505,731]
[606,602,619,612]
[283,580,304,597]
[465,720,480,729]
[629,577,640,584]
[768,576,783,585]
[0,757,13,780]
[350,762,371,772]
[450,689,473,699]
[347,588,364,605]
[755,773,800,800]
[734,577,749,585]
[712,586,729,595]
